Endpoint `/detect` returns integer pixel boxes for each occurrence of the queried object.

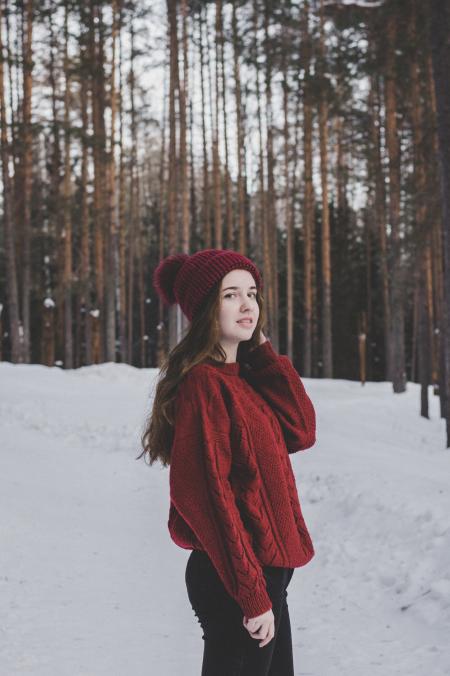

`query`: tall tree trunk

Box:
[79,4,92,365]
[368,72,391,381]
[179,0,190,340]
[62,3,73,368]
[89,0,107,363]
[20,0,34,363]
[0,0,22,362]
[127,17,139,361]
[179,0,189,254]
[253,0,272,337]
[188,77,197,242]
[212,0,222,248]
[105,0,119,362]
[117,5,127,363]
[318,0,333,378]
[408,1,431,413]
[263,0,278,349]
[425,52,445,409]
[429,0,450,445]
[302,0,314,377]
[198,6,211,248]
[218,0,233,248]
[291,84,302,333]
[45,8,61,366]
[156,49,169,367]
[166,0,180,349]
[282,50,293,360]
[232,0,246,253]
[384,10,406,392]
[137,215,146,367]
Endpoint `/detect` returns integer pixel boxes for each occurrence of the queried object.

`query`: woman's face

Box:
[218,269,259,346]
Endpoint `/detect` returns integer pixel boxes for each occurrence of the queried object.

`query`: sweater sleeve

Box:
[169,368,272,619]
[245,339,316,453]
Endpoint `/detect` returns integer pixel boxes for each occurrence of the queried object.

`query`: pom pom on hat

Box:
[152,253,189,306]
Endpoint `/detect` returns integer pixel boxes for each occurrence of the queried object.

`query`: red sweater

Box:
[168,339,316,619]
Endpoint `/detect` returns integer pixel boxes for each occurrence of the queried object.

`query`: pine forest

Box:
[1,0,450,444]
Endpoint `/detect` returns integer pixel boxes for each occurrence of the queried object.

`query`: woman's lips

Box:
[237,319,253,326]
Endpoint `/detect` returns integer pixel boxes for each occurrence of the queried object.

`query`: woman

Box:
[139,248,316,676]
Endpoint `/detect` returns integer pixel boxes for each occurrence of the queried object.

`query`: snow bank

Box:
[0,362,448,675]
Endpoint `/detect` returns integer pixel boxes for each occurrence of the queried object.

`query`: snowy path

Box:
[1,362,449,675]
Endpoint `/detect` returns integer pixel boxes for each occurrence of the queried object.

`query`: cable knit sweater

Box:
[168,339,316,619]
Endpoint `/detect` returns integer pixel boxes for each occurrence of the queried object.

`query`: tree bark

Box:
[20,0,34,363]
[384,9,406,392]
[318,0,333,378]
[218,0,233,249]
[105,0,120,363]
[198,6,211,248]
[117,4,127,363]
[179,0,189,254]
[78,3,92,365]
[282,48,293,361]
[263,0,278,349]
[429,0,450,445]
[89,0,107,363]
[212,0,222,248]
[302,0,314,377]
[232,0,246,253]
[0,0,22,362]
[166,0,180,349]
[408,1,431,412]
[368,72,390,380]
[62,3,73,368]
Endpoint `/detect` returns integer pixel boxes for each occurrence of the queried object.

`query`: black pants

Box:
[185,549,295,676]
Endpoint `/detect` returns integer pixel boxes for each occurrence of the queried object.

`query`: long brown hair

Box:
[137,278,266,468]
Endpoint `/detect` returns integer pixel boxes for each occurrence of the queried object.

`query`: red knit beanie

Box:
[153,248,263,322]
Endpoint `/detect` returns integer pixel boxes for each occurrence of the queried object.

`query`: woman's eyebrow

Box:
[222,285,257,291]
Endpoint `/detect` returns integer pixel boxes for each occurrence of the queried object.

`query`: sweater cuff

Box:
[246,339,279,370]
[240,584,273,619]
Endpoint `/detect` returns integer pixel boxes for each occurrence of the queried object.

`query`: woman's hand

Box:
[242,608,275,648]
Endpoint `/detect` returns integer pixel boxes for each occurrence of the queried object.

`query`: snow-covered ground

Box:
[1,361,449,676]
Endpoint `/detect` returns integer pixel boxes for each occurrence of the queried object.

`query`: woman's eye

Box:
[224,292,256,299]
